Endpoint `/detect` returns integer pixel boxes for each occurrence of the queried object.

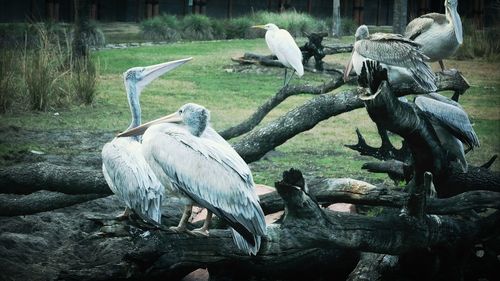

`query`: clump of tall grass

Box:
[23,23,70,111]
[252,11,327,37]
[0,22,99,113]
[0,49,18,113]
[72,56,97,105]
[75,20,106,48]
[138,11,328,42]
[340,17,358,36]
[225,17,260,39]
[181,14,215,41]
[140,14,181,42]
[453,20,500,60]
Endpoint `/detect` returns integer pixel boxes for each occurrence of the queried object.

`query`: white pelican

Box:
[117,103,267,255]
[344,25,437,93]
[101,58,192,224]
[252,23,304,86]
[414,92,479,172]
[405,0,463,71]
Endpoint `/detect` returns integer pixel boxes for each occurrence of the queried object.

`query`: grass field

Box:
[1,37,499,186]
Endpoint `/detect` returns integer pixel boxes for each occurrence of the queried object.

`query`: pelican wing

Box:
[404,13,445,40]
[102,137,164,223]
[415,95,480,148]
[146,127,266,253]
[355,33,435,91]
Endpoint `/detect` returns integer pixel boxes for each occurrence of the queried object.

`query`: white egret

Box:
[117,103,267,255]
[252,23,304,86]
[344,25,437,93]
[405,0,463,71]
[101,57,192,224]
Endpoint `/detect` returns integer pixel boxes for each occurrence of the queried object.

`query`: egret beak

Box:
[138,57,193,88]
[449,7,463,45]
[251,25,266,29]
[117,112,182,137]
[344,53,354,82]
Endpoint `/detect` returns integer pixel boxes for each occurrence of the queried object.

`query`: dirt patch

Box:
[0,126,113,168]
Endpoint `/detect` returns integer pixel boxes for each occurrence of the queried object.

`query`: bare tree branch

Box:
[220,73,344,139]
[0,191,106,216]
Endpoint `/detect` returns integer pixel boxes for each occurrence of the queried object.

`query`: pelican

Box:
[252,23,304,86]
[101,58,192,224]
[344,25,437,93]
[414,92,479,172]
[405,0,463,71]
[117,103,267,255]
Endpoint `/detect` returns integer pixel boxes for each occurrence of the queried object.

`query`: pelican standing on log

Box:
[118,103,267,255]
[405,0,463,71]
[101,58,192,224]
[414,93,479,172]
[344,25,437,93]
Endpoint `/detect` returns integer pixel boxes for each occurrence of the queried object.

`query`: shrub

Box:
[181,14,214,41]
[251,11,325,37]
[211,19,227,40]
[0,22,100,112]
[23,23,69,111]
[72,56,98,105]
[140,14,181,42]
[0,49,18,113]
[453,19,500,60]
[226,17,260,39]
[340,17,358,37]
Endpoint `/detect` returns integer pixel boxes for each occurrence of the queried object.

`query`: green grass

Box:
[1,37,499,186]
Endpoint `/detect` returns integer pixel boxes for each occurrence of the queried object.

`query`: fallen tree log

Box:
[1,169,498,281]
[0,191,106,216]
[2,162,499,217]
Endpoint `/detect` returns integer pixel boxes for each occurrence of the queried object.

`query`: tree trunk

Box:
[1,169,497,281]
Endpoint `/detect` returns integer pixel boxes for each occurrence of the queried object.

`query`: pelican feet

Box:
[168,225,188,233]
[190,227,210,237]
[115,207,132,220]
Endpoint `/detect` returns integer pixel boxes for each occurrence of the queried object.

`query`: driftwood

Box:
[1,169,498,281]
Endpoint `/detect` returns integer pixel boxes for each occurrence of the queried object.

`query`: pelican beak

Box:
[138,57,192,88]
[117,112,182,137]
[359,81,388,101]
[344,53,354,82]
[251,25,266,29]
[449,7,463,44]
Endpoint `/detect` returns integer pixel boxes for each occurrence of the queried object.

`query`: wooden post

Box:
[227,0,232,18]
[332,0,341,36]
[353,0,364,25]
[393,0,408,34]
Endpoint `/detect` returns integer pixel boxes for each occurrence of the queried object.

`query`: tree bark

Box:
[219,73,344,139]
[0,191,106,216]
[2,162,499,217]
[1,169,497,281]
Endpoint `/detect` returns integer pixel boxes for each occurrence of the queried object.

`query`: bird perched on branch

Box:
[405,0,463,71]
[252,23,304,86]
[414,93,479,172]
[102,58,192,224]
[345,25,436,93]
[118,103,267,255]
